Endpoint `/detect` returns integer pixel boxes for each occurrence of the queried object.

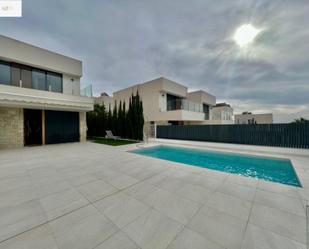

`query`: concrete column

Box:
[79,112,87,142]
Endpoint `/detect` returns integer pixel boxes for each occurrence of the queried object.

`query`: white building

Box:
[210,103,234,124]
[0,35,94,148]
[95,77,232,127]
[94,92,114,110]
[235,112,273,124]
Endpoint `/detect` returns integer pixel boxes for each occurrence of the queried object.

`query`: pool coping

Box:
[151,138,309,158]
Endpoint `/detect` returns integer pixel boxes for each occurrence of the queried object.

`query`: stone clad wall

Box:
[0,107,24,149]
[79,112,87,142]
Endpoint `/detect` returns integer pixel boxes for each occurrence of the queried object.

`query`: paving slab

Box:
[0,141,308,249]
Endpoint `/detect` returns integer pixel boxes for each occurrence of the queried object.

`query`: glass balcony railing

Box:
[166,99,203,113]
[80,85,93,97]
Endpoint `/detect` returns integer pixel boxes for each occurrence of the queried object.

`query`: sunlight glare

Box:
[234,24,260,47]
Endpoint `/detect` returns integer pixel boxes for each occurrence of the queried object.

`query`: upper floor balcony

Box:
[0,58,93,111]
[0,84,94,112]
[166,98,211,120]
[167,99,203,113]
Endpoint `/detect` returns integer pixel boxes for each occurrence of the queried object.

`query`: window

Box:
[0,61,11,85]
[47,72,62,93]
[203,104,210,120]
[32,69,46,90]
[0,60,63,93]
[167,94,181,111]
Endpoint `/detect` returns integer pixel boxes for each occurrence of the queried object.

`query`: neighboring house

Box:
[235,112,273,124]
[0,35,94,149]
[210,103,234,124]
[94,92,114,110]
[95,77,220,127]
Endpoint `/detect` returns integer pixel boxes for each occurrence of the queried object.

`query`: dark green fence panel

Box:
[156,124,309,148]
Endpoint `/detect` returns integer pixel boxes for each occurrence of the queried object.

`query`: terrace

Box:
[0,140,308,249]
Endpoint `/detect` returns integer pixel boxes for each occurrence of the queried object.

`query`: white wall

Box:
[183,120,234,125]
[212,106,233,121]
[113,78,162,122]
[1,35,82,97]
[159,91,167,112]
[187,91,216,106]
[161,78,187,97]
[235,113,273,124]
[101,77,218,123]
[0,35,82,77]
[62,75,81,96]
[154,109,205,121]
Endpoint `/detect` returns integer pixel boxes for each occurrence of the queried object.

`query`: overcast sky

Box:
[0,0,308,122]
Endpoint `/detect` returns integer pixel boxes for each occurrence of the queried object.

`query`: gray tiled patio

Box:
[0,141,308,249]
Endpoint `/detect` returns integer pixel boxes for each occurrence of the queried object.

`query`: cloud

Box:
[0,0,308,122]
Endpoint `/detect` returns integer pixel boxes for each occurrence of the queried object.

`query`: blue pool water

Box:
[132,145,301,187]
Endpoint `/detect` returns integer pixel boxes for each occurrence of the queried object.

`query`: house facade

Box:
[95,77,232,128]
[0,35,94,149]
[235,112,273,124]
[210,103,234,124]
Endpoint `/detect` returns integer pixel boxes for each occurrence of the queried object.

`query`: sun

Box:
[233,24,260,47]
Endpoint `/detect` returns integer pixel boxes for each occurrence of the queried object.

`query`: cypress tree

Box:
[118,101,122,137]
[127,95,134,139]
[86,108,93,137]
[112,101,118,134]
[123,101,127,138]
[102,104,107,136]
[107,104,112,132]
[136,91,144,140]
[86,92,144,140]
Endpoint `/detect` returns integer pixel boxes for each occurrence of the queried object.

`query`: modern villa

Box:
[95,77,233,127]
[235,111,273,124]
[0,35,94,149]
[0,0,308,247]
[207,103,234,124]
[0,38,308,249]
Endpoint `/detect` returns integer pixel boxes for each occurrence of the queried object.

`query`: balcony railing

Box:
[80,85,93,97]
[167,99,203,113]
[0,83,94,111]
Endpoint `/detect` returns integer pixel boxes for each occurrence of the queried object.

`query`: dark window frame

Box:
[32,69,47,91]
[0,60,12,85]
[0,59,63,93]
[46,71,63,93]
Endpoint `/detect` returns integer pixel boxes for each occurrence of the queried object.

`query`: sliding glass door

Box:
[1,60,62,93]
[0,61,11,85]
[11,63,32,88]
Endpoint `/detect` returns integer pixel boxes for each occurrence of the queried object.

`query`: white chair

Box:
[105,130,120,140]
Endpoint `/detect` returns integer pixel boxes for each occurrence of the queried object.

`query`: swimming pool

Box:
[131,145,301,187]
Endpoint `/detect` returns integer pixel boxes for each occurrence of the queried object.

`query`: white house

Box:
[0,35,94,148]
[210,103,234,124]
[95,77,232,127]
[235,112,273,124]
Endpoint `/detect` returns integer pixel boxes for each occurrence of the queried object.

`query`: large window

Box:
[0,60,62,93]
[203,104,209,120]
[32,70,62,93]
[0,61,11,85]
[167,94,182,111]
[47,72,62,93]
[32,69,46,90]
